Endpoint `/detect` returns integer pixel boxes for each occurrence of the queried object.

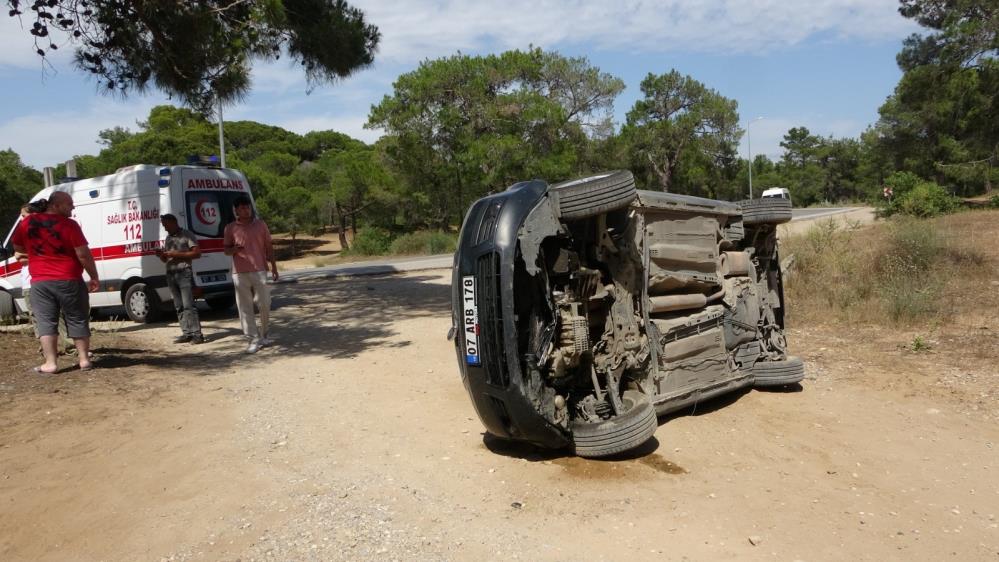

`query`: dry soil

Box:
[1,213,997,561]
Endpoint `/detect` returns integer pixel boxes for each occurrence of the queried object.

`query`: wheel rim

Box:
[129,290,148,317]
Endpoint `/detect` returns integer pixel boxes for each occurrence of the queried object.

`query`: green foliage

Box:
[258,185,319,241]
[909,335,931,352]
[899,182,959,217]
[872,1,998,196]
[346,227,393,256]
[879,172,958,217]
[389,231,457,255]
[0,149,43,231]
[624,70,741,194]
[7,1,380,112]
[368,48,624,228]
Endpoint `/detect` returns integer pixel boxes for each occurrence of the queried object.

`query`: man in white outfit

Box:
[223,195,279,353]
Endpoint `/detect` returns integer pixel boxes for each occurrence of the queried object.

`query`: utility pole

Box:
[217,100,227,168]
[747,116,764,199]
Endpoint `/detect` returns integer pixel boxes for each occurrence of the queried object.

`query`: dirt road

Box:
[1,268,997,561]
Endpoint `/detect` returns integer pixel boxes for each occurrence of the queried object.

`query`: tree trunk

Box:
[333,201,349,251]
[647,152,672,192]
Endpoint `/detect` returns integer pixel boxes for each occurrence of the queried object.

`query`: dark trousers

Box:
[166,268,202,338]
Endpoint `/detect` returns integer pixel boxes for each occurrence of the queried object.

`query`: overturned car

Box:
[451,171,804,458]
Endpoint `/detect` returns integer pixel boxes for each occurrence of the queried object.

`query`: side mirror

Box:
[0,247,8,261]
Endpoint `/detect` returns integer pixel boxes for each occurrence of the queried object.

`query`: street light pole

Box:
[747,116,763,199]
[217,100,227,168]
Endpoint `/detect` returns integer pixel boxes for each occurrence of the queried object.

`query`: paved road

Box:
[790,207,853,220]
[280,253,454,282]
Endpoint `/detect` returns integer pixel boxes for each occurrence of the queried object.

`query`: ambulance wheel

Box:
[124,282,162,323]
[206,294,236,312]
[0,290,15,323]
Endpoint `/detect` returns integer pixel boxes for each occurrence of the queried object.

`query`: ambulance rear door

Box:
[176,167,253,294]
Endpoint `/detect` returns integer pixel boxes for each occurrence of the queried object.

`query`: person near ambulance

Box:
[11,191,99,373]
[223,195,278,354]
[157,214,205,344]
[18,202,74,354]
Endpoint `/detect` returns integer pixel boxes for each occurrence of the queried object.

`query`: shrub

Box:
[878,173,958,218]
[389,231,457,255]
[347,227,393,256]
[896,182,958,217]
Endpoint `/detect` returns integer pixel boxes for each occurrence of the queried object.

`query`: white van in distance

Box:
[0,162,255,322]
[761,187,791,201]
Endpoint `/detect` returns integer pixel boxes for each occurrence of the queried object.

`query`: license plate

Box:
[200,273,227,283]
[461,275,480,366]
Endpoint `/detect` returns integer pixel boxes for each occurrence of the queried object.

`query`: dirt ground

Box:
[2,215,998,561]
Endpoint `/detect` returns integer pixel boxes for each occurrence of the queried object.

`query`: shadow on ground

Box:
[90,273,451,377]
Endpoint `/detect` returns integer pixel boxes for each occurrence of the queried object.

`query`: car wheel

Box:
[124,282,162,323]
[206,294,236,312]
[0,290,15,323]
[572,391,657,458]
[550,170,637,221]
[753,356,805,387]
[739,198,793,225]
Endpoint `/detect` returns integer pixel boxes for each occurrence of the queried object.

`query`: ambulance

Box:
[0,160,254,323]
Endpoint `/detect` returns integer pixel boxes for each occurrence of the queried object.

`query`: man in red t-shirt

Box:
[12,191,100,373]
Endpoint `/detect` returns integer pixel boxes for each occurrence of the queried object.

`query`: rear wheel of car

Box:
[739,198,793,225]
[124,282,161,323]
[0,290,15,323]
[551,170,637,221]
[753,356,805,387]
[572,391,657,458]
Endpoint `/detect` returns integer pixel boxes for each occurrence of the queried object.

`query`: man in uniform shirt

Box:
[157,214,205,344]
[223,195,279,354]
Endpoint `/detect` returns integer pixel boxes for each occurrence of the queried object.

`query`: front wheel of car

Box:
[753,356,805,387]
[572,391,658,458]
[739,198,793,225]
[550,170,637,221]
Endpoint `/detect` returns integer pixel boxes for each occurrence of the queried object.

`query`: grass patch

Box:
[389,231,457,255]
[784,212,992,326]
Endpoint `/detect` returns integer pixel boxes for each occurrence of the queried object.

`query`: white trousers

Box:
[233,271,270,340]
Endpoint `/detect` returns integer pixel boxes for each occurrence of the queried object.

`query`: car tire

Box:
[124,282,162,323]
[753,355,805,387]
[550,170,637,221]
[572,391,657,458]
[0,290,15,323]
[206,294,236,312]
[739,198,793,225]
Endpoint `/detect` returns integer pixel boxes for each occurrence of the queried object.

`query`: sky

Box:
[0,0,920,171]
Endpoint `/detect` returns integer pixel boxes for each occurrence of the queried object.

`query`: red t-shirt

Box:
[12,213,89,281]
